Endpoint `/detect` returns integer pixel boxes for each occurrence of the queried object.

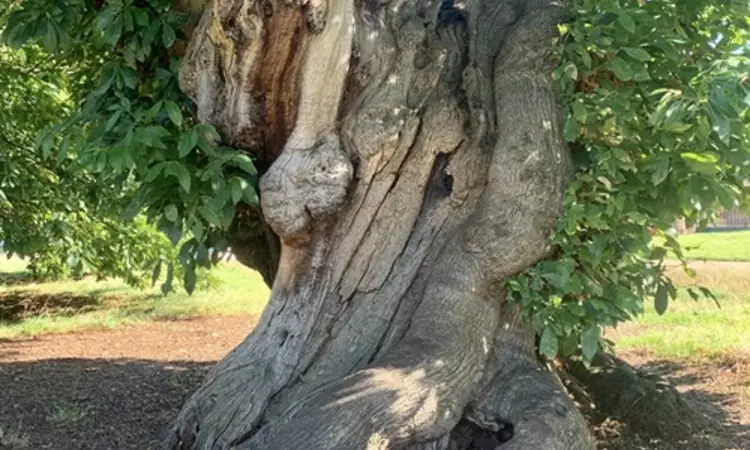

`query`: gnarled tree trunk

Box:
[164,0,596,448]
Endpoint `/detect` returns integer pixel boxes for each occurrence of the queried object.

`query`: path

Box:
[0,316,255,449]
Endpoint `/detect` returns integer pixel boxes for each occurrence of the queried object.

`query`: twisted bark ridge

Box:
[165,0,596,448]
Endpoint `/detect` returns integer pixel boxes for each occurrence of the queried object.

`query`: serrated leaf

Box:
[165,101,182,127]
[654,284,669,315]
[622,47,652,62]
[539,327,559,359]
[581,326,600,361]
[164,204,179,222]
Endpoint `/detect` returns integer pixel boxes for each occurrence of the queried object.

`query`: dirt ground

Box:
[0,316,748,450]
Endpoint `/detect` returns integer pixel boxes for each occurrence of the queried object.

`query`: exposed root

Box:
[568,353,712,439]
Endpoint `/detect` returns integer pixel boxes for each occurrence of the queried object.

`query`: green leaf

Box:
[103,16,124,46]
[232,153,257,176]
[580,326,600,362]
[617,13,636,34]
[43,21,58,52]
[95,6,120,31]
[165,101,182,127]
[597,176,612,190]
[563,62,578,80]
[539,327,559,359]
[178,128,199,157]
[161,263,174,295]
[199,206,222,227]
[162,24,176,48]
[622,47,652,62]
[191,220,204,241]
[242,184,259,206]
[610,57,633,81]
[680,152,720,175]
[230,177,246,204]
[654,284,669,315]
[571,101,587,123]
[183,264,196,295]
[166,162,191,193]
[196,244,209,266]
[164,204,179,222]
[651,156,670,186]
[561,332,579,356]
[136,125,170,149]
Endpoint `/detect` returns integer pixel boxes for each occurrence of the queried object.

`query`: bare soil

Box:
[0,316,748,450]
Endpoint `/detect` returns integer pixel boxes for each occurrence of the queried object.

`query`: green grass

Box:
[0,256,269,339]
[613,262,750,360]
[679,230,750,261]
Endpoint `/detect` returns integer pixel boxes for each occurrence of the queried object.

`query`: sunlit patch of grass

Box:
[612,262,750,360]
[0,257,269,338]
[678,230,750,261]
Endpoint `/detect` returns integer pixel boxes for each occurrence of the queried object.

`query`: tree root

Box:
[567,353,712,440]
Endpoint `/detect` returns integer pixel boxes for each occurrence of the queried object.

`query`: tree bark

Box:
[164,0,596,448]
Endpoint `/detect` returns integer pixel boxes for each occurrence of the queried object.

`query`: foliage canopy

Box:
[1,0,748,360]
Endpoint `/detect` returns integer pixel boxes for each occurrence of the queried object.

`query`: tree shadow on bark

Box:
[0,357,215,450]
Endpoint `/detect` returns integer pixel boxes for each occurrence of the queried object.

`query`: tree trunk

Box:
[164,0,596,448]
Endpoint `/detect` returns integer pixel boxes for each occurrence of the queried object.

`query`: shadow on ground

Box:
[0,292,105,324]
[0,358,213,450]
[597,358,750,450]
[0,272,36,288]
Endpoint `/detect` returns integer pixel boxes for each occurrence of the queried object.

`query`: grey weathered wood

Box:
[162,0,596,449]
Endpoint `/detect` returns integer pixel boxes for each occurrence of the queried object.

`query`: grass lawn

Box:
[612,261,750,361]
[679,229,750,261]
[0,256,269,338]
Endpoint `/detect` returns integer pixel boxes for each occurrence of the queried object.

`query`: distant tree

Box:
[2,0,749,448]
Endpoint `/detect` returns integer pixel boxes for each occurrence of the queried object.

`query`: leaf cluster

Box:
[510,0,750,363]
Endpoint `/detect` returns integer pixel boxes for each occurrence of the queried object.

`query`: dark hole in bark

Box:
[442,171,454,195]
[438,0,466,25]
[495,421,514,443]
[262,0,273,17]
[278,330,289,347]
[454,419,515,449]
[424,151,454,204]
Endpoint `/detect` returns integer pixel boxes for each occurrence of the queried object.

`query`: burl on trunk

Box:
[164,0,596,448]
